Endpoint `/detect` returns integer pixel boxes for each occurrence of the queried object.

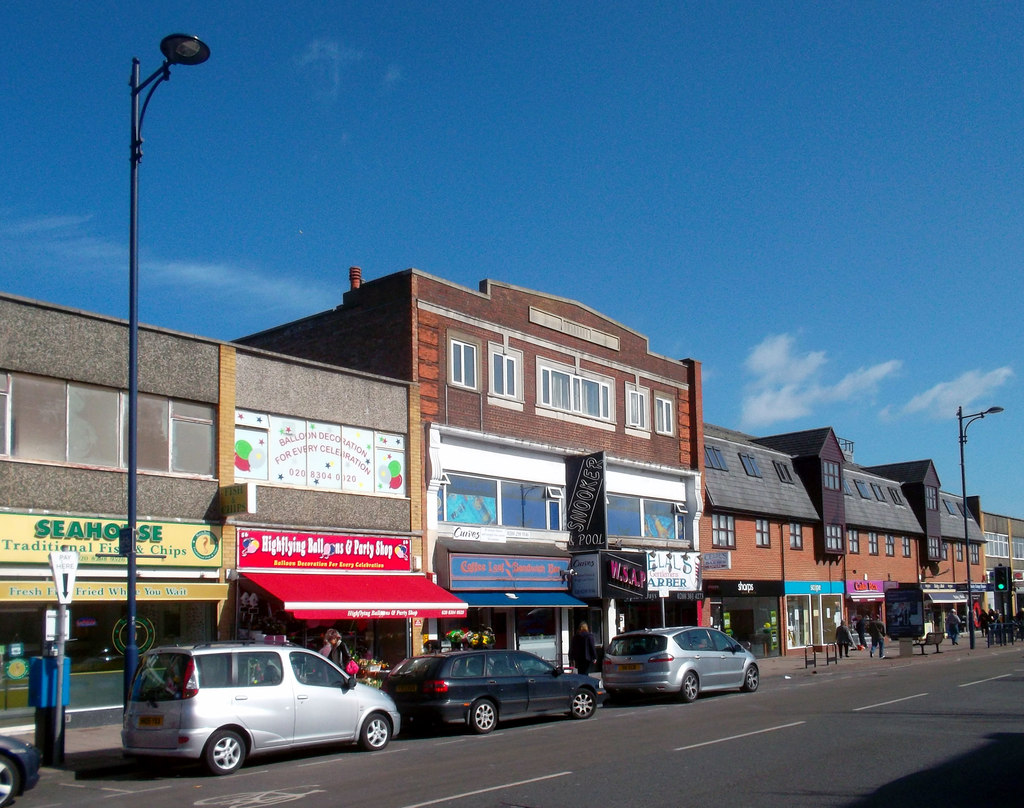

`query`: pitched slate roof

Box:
[752,427,836,457]
[703,424,819,521]
[842,463,924,534]
[937,490,984,542]
[863,460,935,485]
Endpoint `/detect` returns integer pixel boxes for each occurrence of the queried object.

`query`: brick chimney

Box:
[349,266,362,290]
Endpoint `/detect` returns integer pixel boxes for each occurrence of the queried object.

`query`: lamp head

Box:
[985,406,1004,415]
[160,34,211,66]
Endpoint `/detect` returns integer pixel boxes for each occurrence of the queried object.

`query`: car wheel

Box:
[0,753,22,808]
[570,688,596,720]
[468,699,498,734]
[679,670,699,703]
[203,728,246,776]
[359,713,392,751]
[742,664,760,693]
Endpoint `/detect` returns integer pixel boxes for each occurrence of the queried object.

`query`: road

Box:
[29,647,1024,808]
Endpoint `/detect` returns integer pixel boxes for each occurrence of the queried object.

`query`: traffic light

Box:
[993,565,1010,593]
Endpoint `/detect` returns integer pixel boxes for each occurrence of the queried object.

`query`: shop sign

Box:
[449,553,569,591]
[565,452,608,551]
[603,551,653,600]
[0,581,228,603]
[701,550,731,570]
[647,551,701,592]
[707,580,786,598]
[0,512,222,568]
[237,528,413,572]
[785,581,844,596]
[847,580,885,595]
[568,553,601,599]
[220,483,257,516]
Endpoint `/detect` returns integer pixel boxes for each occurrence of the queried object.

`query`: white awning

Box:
[847,591,885,602]
[924,591,965,603]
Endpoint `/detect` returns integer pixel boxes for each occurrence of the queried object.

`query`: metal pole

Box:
[958,407,975,650]
[124,56,141,706]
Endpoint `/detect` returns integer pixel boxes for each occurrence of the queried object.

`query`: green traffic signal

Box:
[993,566,1009,591]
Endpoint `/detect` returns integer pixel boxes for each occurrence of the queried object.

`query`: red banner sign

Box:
[237,528,412,572]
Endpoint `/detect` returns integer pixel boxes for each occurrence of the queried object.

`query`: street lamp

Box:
[958,404,1003,650]
[125,34,210,705]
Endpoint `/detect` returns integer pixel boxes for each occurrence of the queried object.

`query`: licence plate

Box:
[617,663,642,672]
[138,715,163,728]
[396,684,418,693]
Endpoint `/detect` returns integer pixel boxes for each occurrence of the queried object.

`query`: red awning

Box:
[244,572,467,619]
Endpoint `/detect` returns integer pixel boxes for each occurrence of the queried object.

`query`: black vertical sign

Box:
[565,452,608,552]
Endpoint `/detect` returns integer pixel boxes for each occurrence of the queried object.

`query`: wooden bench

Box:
[804,642,839,668]
[913,632,944,654]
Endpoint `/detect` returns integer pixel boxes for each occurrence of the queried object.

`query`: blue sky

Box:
[2,3,1019,517]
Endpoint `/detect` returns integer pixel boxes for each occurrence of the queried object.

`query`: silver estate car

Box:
[603,627,759,702]
[123,642,401,775]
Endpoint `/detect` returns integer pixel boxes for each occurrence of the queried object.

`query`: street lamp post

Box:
[958,404,1003,650]
[125,34,210,705]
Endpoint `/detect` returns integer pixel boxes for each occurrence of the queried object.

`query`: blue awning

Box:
[460,591,588,608]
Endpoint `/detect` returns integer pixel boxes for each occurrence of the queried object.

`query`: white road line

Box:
[852,692,928,711]
[673,721,805,751]
[959,674,1012,688]
[399,771,572,808]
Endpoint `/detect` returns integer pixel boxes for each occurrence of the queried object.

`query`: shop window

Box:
[607,494,680,540]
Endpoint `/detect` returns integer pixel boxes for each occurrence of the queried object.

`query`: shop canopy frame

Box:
[244,572,468,619]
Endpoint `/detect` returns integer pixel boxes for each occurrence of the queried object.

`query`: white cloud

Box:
[147,258,335,315]
[296,40,364,104]
[740,333,902,429]
[901,368,1014,420]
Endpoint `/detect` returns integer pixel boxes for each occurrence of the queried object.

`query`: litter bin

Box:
[28,657,70,765]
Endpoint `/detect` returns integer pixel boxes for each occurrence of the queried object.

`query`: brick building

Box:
[241,268,704,661]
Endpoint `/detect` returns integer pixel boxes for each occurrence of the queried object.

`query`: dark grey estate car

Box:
[383,649,605,734]
[603,626,759,701]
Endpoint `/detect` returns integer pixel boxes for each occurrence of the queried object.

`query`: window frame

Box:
[488,343,523,401]
[712,514,736,549]
[756,518,771,548]
[868,531,879,556]
[654,395,675,436]
[449,336,479,390]
[823,460,841,491]
[537,360,612,421]
[704,446,728,471]
[847,528,860,554]
[625,384,649,430]
[789,522,803,550]
[773,460,794,484]
[739,453,763,478]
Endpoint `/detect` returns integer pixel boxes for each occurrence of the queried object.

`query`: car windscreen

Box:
[607,635,668,656]
[131,652,190,702]
[388,656,441,680]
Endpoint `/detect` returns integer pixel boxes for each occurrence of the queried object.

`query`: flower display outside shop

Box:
[446,627,495,649]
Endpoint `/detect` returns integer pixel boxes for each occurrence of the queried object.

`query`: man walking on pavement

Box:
[867,617,886,659]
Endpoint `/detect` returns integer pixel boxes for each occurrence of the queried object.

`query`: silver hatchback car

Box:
[123,642,401,775]
[603,627,759,702]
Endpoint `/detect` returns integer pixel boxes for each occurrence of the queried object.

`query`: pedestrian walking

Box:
[834,620,855,658]
[855,615,867,650]
[569,621,597,674]
[867,618,886,659]
[945,610,962,645]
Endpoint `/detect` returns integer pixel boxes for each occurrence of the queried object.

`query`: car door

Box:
[484,651,529,717]
[288,650,358,745]
[514,651,568,713]
[681,628,722,689]
[709,629,746,688]
[230,651,296,751]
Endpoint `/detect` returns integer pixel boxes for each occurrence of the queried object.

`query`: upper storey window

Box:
[449,337,479,390]
[489,344,522,401]
[625,384,649,430]
[654,395,674,435]
[2,372,214,476]
[823,460,841,491]
[538,360,611,421]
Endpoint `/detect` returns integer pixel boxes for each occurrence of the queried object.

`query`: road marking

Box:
[853,692,928,711]
[398,771,572,808]
[959,674,1011,688]
[673,721,805,751]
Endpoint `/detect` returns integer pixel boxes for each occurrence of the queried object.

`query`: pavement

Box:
[4,633,1018,780]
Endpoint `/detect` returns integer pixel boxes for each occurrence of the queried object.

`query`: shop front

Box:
[921,584,966,633]
[845,579,888,623]
[236,527,467,679]
[784,581,844,652]
[0,511,226,718]
[704,579,783,658]
[440,549,587,664]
